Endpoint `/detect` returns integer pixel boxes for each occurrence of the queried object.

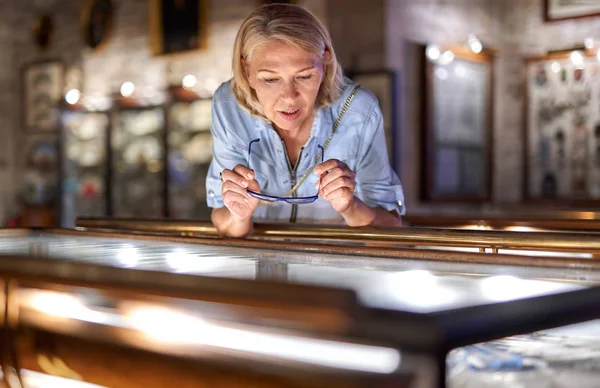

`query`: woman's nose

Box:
[280,81,300,100]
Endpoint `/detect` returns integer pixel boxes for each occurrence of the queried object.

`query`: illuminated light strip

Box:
[20,290,401,375]
[18,369,106,388]
[498,249,593,259]
[126,306,401,374]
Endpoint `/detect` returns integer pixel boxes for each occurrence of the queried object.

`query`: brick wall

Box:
[385,0,600,209]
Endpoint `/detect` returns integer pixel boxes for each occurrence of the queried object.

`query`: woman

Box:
[206,3,405,238]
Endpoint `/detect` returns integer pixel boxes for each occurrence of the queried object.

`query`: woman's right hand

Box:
[220,164,261,220]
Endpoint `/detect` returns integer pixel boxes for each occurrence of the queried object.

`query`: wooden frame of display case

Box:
[420,45,495,203]
[75,216,600,258]
[4,227,600,387]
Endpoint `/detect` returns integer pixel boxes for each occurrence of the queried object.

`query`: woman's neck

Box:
[274,109,316,145]
[274,109,317,167]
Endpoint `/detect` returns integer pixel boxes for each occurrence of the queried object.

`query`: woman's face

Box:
[246,41,326,134]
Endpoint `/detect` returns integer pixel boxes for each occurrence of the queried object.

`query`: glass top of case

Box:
[0,231,588,314]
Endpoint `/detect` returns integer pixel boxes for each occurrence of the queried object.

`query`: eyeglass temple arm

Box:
[317,144,324,163]
[247,138,261,170]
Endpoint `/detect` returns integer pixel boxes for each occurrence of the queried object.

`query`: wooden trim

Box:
[161,103,169,218]
[543,0,600,22]
[69,219,600,255]
[526,47,597,63]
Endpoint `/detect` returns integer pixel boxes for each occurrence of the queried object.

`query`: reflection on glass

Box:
[125,304,401,373]
[165,248,256,278]
[61,111,108,226]
[112,107,164,217]
[168,99,213,220]
[19,289,400,374]
[288,266,584,313]
[431,56,490,198]
[447,320,600,387]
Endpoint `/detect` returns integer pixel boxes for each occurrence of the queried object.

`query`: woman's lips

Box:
[278,108,301,121]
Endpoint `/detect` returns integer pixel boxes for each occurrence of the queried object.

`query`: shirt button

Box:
[283,180,289,184]
[208,190,215,198]
[397,200,403,206]
[277,149,283,154]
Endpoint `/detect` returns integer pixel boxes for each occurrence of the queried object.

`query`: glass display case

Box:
[111,106,165,218]
[166,88,212,220]
[60,109,110,227]
[1,228,600,387]
[58,89,215,224]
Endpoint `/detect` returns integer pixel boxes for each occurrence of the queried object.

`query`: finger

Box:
[316,166,354,190]
[323,186,354,202]
[233,164,255,180]
[319,176,355,198]
[222,168,251,188]
[222,180,251,198]
[314,159,348,176]
[247,178,261,192]
[223,190,249,205]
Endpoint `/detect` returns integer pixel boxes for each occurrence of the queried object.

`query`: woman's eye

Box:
[264,78,278,84]
[298,74,313,80]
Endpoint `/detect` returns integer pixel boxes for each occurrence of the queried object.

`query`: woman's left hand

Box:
[314,159,356,213]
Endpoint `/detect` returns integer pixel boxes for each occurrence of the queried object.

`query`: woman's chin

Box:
[272,117,302,133]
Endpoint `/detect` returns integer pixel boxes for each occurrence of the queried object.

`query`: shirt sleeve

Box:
[205,97,248,209]
[354,100,406,215]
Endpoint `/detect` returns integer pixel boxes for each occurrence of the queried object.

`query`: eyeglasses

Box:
[246,138,323,204]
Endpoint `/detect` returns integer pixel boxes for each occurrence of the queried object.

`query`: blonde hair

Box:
[231,3,344,120]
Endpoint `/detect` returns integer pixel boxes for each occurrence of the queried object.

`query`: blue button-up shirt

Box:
[206,78,405,224]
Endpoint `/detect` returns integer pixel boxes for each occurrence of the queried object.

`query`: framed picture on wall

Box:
[544,0,600,21]
[350,70,397,171]
[22,60,64,133]
[525,52,600,203]
[81,0,114,50]
[421,47,494,202]
[149,0,209,56]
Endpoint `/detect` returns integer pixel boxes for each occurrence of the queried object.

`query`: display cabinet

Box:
[60,107,110,226]
[166,86,212,219]
[1,228,600,387]
[111,103,166,218]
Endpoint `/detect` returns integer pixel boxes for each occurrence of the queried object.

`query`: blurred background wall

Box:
[1,0,600,225]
